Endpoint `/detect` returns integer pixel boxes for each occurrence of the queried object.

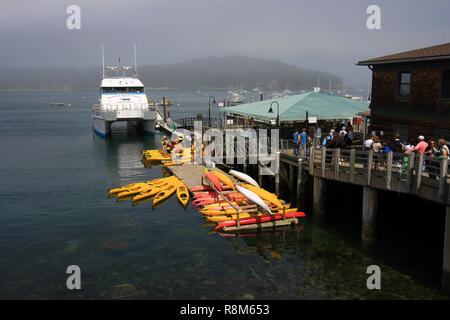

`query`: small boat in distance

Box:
[50,103,66,106]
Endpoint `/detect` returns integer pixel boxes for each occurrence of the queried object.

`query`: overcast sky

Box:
[1,0,449,86]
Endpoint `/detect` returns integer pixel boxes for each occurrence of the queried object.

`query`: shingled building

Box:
[357,42,450,142]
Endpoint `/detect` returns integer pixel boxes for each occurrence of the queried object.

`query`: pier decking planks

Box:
[164,163,236,192]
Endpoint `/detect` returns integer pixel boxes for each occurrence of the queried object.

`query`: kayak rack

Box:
[201,175,298,232]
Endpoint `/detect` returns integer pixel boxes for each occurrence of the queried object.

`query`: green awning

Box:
[221,91,370,121]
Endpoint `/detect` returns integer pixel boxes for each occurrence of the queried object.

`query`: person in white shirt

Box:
[364,136,374,151]
[340,126,347,135]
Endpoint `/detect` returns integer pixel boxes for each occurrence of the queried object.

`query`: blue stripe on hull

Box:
[93,126,108,138]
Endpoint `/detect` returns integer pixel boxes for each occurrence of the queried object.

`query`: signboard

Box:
[308,117,317,123]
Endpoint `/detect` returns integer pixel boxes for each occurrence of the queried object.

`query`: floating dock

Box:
[163,162,300,232]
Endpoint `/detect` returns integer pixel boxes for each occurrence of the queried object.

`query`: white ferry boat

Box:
[92,46,156,137]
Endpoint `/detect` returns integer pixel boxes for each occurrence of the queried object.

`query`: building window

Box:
[441,69,450,99]
[398,72,411,97]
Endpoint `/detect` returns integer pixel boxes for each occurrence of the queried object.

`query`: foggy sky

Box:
[1,0,449,87]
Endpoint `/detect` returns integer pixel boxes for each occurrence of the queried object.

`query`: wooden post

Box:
[313,176,326,215]
[289,164,294,193]
[275,151,280,195]
[334,148,340,180]
[407,152,415,193]
[258,163,263,186]
[163,96,166,123]
[362,186,378,242]
[243,147,247,173]
[386,151,393,190]
[309,146,315,175]
[350,148,356,183]
[367,150,373,186]
[416,153,424,194]
[439,159,449,203]
[297,158,303,204]
[280,138,284,152]
[321,146,326,177]
[443,206,450,292]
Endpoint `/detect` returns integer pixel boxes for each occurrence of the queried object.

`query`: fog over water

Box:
[1,0,449,86]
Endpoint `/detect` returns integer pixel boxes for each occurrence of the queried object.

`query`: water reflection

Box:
[215,225,306,264]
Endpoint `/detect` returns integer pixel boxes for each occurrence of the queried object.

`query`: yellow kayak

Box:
[153,182,178,206]
[241,183,283,209]
[206,213,261,223]
[109,176,176,196]
[211,170,236,190]
[132,185,163,202]
[176,184,190,207]
[116,183,153,198]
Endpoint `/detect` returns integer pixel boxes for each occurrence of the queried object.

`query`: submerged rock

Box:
[104,284,137,299]
[64,240,79,253]
[101,242,129,250]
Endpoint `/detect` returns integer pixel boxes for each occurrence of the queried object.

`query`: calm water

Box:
[0,89,448,299]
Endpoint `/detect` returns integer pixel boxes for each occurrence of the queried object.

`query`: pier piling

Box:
[362,186,378,242]
[443,206,450,292]
[313,176,326,215]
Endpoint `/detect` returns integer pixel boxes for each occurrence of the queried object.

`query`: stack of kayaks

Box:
[190,169,305,230]
[108,168,305,231]
[141,148,192,164]
[108,175,190,208]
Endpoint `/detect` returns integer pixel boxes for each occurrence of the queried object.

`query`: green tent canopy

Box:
[221,91,370,121]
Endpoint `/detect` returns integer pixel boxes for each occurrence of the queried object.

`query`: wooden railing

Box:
[173,117,223,129]
[280,145,450,205]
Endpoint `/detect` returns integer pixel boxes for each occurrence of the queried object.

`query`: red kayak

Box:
[190,185,233,192]
[193,191,241,199]
[215,212,306,230]
[204,171,222,191]
[192,194,246,204]
[193,197,247,207]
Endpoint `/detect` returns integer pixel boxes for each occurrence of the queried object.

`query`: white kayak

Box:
[236,185,272,214]
[229,169,259,187]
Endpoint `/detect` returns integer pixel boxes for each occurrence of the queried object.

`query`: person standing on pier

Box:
[405,136,428,155]
[322,129,334,146]
[293,129,299,155]
[438,139,449,160]
[298,128,308,158]
[364,135,373,151]
[346,123,354,140]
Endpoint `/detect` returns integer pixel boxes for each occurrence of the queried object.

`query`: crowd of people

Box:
[292,125,449,178]
[363,134,448,160]
[292,123,354,158]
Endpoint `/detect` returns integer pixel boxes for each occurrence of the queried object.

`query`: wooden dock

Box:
[164,163,234,191]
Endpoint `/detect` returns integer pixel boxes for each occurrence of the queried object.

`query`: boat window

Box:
[101,87,114,93]
[101,87,145,93]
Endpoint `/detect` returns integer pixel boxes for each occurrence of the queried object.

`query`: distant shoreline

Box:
[0,86,352,92]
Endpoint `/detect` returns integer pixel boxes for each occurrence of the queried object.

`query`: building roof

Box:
[357,110,371,116]
[221,92,370,121]
[357,42,450,65]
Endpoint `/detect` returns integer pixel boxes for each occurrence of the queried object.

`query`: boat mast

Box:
[329,76,331,94]
[134,44,138,78]
[101,43,105,79]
